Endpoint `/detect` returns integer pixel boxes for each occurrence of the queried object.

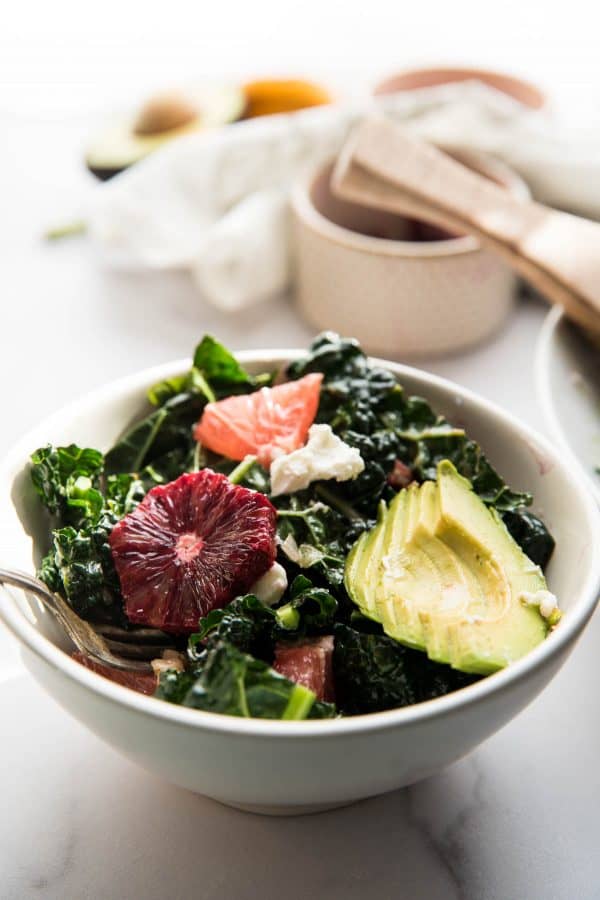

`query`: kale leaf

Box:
[31,445,128,621]
[49,511,125,620]
[192,335,272,396]
[191,594,277,658]
[274,575,338,632]
[190,577,338,664]
[276,497,354,588]
[286,333,554,568]
[105,335,272,476]
[163,640,337,720]
[502,510,555,570]
[154,669,196,704]
[104,392,206,475]
[30,444,104,527]
[333,622,478,715]
[147,366,216,407]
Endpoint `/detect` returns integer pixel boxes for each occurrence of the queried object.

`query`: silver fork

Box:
[0,567,176,673]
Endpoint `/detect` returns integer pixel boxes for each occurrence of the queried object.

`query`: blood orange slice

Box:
[193,373,323,467]
[109,469,277,633]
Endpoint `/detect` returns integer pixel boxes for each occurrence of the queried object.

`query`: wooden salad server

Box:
[331,117,600,340]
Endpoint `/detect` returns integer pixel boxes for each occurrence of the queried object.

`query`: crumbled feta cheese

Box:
[250,562,288,606]
[151,649,186,676]
[279,534,324,568]
[520,589,559,619]
[270,424,364,497]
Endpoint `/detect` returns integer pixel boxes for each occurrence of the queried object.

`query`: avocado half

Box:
[86,84,246,180]
[345,461,560,675]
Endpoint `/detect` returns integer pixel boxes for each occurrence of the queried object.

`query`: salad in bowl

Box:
[28,333,561,722]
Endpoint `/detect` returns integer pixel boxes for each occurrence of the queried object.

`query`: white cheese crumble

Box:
[519,589,559,619]
[279,534,324,568]
[270,424,365,497]
[151,649,186,677]
[249,562,288,607]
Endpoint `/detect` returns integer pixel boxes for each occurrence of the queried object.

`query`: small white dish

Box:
[1,351,599,815]
[292,154,530,358]
[536,307,600,504]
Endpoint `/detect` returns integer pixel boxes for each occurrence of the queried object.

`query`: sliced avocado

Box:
[85,85,246,180]
[345,500,387,622]
[344,460,559,675]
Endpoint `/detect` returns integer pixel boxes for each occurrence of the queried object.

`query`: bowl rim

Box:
[291,152,530,259]
[535,305,600,504]
[2,349,600,738]
[372,66,547,110]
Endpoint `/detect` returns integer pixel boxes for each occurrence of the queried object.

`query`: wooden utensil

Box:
[331,117,600,339]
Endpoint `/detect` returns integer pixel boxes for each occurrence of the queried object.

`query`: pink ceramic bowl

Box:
[373,66,546,110]
[292,151,529,357]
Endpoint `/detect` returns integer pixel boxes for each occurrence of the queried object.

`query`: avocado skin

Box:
[87,163,123,182]
[333,623,477,715]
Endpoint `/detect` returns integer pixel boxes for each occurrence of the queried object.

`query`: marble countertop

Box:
[1,113,600,900]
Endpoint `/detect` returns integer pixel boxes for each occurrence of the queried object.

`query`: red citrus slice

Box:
[193,373,323,467]
[109,469,277,633]
[273,635,335,702]
[72,652,157,695]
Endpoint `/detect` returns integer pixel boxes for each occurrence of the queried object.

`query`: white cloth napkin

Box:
[88,81,600,310]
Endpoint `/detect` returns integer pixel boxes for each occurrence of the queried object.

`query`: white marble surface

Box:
[2,103,600,899]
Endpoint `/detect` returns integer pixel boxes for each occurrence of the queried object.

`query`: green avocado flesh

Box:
[85,84,246,179]
[344,460,557,675]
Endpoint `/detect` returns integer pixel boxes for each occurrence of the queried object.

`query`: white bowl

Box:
[536,306,600,504]
[1,351,599,816]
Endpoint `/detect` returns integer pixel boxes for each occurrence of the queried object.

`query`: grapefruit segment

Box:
[109,469,277,633]
[273,636,335,702]
[72,651,157,695]
[193,373,323,467]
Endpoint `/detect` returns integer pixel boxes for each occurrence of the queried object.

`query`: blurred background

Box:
[1,0,598,447]
[2,0,599,118]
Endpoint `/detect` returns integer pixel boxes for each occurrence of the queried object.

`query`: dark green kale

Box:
[146,365,216,407]
[286,333,554,569]
[191,594,277,659]
[104,472,147,517]
[37,547,64,593]
[30,443,126,620]
[502,510,555,570]
[105,335,272,476]
[30,444,104,527]
[190,577,338,664]
[104,392,206,475]
[274,575,338,632]
[164,641,337,720]
[333,622,478,715]
[192,334,273,397]
[154,669,196,704]
[275,497,357,589]
[48,510,125,620]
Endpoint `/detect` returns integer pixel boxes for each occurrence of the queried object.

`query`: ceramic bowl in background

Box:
[292,152,530,357]
[1,352,599,815]
[373,66,547,109]
[536,306,600,503]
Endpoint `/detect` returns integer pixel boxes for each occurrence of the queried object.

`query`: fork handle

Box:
[0,567,58,604]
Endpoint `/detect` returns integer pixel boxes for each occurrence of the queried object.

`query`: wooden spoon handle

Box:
[332,118,600,337]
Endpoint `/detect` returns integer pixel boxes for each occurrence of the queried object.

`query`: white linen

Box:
[88,81,600,309]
